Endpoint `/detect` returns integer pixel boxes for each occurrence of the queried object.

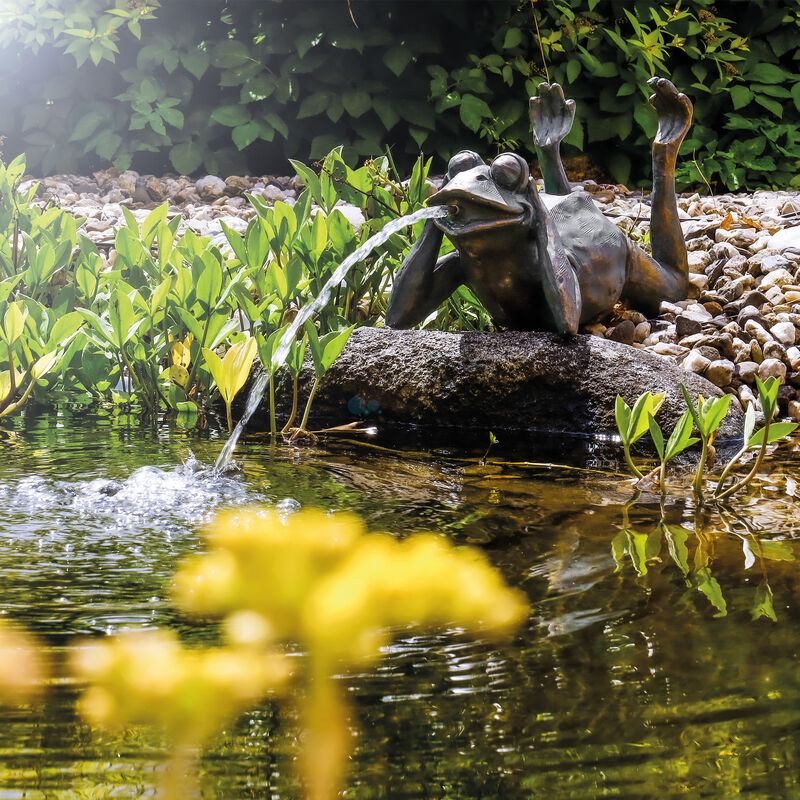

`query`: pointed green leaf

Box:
[747,422,798,448]
[648,414,664,460]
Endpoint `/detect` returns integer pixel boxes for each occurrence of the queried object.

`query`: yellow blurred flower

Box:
[71,630,290,745]
[0,620,45,702]
[174,507,529,667]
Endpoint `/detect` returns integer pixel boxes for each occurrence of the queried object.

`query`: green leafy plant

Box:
[614,391,665,478]
[296,322,355,438]
[647,409,698,494]
[679,386,732,502]
[714,377,798,500]
[619,381,797,503]
[3,1,799,190]
[203,334,257,432]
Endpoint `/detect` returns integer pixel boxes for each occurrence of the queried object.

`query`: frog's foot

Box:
[529,82,576,148]
[648,77,692,149]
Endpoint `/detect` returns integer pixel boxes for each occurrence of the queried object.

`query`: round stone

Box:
[607,319,636,346]
[705,359,735,388]
[736,361,758,384]
[770,321,796,346]
[195,175,227,199]
[758,358,787,383]
[682,350,711,374]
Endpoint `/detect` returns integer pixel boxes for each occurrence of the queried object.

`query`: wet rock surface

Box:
[26,168,800,426]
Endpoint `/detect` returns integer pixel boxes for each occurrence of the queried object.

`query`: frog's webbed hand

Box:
[529,82,575,196]
[530,82,575,147]
[648,76,692,155]
[623,77,691,310]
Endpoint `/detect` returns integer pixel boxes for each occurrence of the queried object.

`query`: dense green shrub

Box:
[0,1,799,190]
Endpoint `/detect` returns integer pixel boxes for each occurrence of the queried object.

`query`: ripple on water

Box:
[0,455,267,636]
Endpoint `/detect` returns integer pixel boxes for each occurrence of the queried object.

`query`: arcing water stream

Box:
[215,205,448,470]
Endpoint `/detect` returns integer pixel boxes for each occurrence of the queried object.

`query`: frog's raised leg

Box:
[623,77,692,313]
[384,222,464,328]
[529,82,575,196]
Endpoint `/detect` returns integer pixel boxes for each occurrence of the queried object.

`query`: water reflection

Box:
[0,409,799,797]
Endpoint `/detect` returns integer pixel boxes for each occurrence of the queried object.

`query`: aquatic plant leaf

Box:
[702,394,732,437]
[648,414,664,460]
[76,308,114,346]
[220,220,248,266]
[289,159,324,209]
[170,364,189,387]
[742,402,756,446]
[31,350,61,380]
[755,375,780,416]
[680,384,703,434]
[1,302,26,345]
[285,334,307,378]
[747,422,798,448]
[629,392,664,444]
[193,251,223,312]
[320,325,355,372]
[758,540,795,562]
[175,306,204,341]
[611,530,627,571]
[202,347,225,399]
[205,335,257,404]
[752,582,778,622]
[614,394,631,443]
[625,530,650,576]
[256,325,286,375]
[694,568,727,617]
[664,409,699,460]
[663,524,690,575]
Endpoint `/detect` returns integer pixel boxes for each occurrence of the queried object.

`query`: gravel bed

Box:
[20,168,800,422]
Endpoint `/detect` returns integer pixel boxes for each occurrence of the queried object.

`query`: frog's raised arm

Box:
[529,82,574,196]
[385,153,485,329]
[384,218,464,329]
[534,197,582,334]
[526,176,582,334]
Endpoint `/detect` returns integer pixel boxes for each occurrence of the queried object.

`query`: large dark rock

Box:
[300,328,744,439]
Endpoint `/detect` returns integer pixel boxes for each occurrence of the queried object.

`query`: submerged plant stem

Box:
[299,376,320,433]
[693,437,708,502]
[623,444,643,478]
[268,374,276,438]
[716,420,771,501]
[281,377,299,434]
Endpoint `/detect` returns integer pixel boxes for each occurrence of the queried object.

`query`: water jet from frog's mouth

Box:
[215,205,449,471]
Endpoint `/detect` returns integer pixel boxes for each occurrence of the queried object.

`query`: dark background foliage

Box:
[0,0,798,190]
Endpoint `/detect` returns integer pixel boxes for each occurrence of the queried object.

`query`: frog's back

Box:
[541,191,630,320]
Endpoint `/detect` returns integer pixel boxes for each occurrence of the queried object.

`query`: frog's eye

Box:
[490,154,529,190]
[447,150,483,178]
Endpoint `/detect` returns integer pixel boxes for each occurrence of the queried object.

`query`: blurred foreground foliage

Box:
[5,508,527,800]
[0,0,799,190]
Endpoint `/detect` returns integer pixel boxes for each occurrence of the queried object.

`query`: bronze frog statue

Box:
[385,77,692,335]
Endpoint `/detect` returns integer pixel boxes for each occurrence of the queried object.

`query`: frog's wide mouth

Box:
[428,188,528,236]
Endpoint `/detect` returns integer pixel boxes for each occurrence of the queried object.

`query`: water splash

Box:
[215,205,448,471]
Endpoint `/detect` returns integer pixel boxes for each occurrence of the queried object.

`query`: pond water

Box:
[1,407,800,798]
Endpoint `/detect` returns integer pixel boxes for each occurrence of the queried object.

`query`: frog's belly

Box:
[545,192,629,320]
[465,262,558,331]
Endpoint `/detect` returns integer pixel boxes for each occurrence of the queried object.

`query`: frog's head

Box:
[429,151,535,239]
